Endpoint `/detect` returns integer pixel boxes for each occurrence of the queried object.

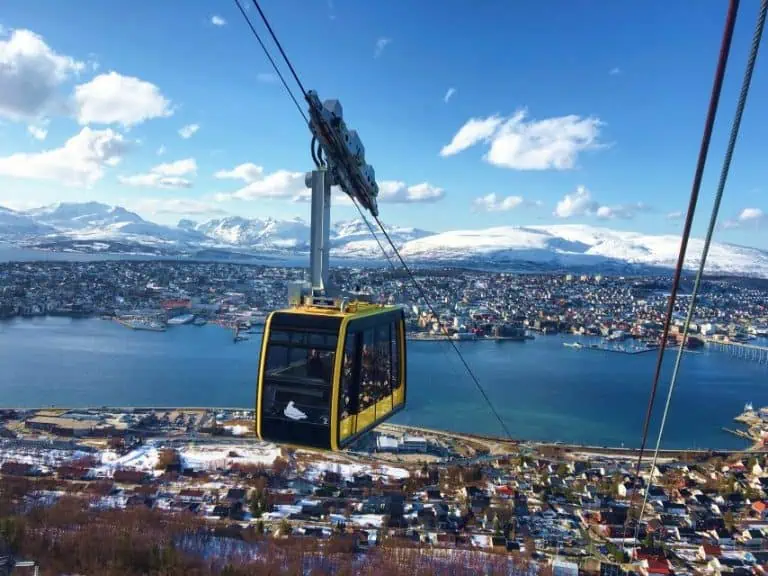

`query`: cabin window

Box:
[265,330,336,381]
[340,331,359,419]
[374,323,393,398]
[262,330,336,430]
[391,320,401,389]
[359,329,377,410]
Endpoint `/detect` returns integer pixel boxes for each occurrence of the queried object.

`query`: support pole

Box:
[306,169,332,294]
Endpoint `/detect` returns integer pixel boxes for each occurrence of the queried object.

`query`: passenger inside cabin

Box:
[307,349,324,379]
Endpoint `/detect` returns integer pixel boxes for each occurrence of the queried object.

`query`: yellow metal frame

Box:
[255,301,406,451]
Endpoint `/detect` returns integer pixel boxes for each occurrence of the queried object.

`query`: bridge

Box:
[705,338,768,364]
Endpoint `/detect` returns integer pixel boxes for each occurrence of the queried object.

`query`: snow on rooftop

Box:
[95,445,159,474]
[224,425,250,436]
[179,442,281,471]
[303,459,409,481]
[349,514,385,528]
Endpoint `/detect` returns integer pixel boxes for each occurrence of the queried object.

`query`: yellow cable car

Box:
[256,300,407,451]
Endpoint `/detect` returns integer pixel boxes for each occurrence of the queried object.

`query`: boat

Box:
[563,342,583,349]
[193,317,208,326]
[167,313,195,326]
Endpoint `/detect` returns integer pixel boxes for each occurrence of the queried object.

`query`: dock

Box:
[706,338,768,364]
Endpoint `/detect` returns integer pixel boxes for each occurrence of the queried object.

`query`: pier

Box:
[706,339,768,364]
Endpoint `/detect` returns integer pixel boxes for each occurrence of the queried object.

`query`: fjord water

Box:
[1,316,765,449]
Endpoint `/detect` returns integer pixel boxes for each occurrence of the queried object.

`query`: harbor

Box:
[723,403,768,450]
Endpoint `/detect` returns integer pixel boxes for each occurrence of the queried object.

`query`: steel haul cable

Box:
[235,0,514,441]
[622,0,741,546]
[632,0,766,547]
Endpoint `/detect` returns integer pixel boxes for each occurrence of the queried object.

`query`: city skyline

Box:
[1,1,767,249]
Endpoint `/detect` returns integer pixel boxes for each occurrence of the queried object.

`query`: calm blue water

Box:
[1,316,766,449]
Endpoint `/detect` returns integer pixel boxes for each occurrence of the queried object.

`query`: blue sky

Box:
[1,0,767,248]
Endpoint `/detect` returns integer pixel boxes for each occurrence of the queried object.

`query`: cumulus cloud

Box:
[0,127,129,186]
[441,109,603,170]
[473,193,526,212]
[724,207,766,228]
[73,71,173,127]
[596,202,651,220]
[128,197,226,216]
[156,145,166,156]
[178,123,199,139]
[378,181,445,203]
[554,186,598,218]
[214,163,444,205]
[444,88,456,103]
[118,158,197,189]
[211,15,226,26]
[218,169,306,201]
[440,116,504,157]
[0,28,85,120]
[374,37,391,58]
[27,124,48,141]
[609,67,621,75]
[214,162,264,183]
[554,186,650,220]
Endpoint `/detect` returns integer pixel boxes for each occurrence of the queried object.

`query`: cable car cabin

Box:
[256,302,406,451]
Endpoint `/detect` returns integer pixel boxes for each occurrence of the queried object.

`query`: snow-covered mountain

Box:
[18,202,206,246]
[397,224,768,277]
[196,216,311,250]
[0,207,56,238]
[191,216,433,254]
[1,201,767,277]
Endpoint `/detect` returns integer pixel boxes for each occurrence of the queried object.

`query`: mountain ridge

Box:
[1,201,766,278]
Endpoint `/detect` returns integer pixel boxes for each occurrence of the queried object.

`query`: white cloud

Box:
[215,162,264,183]
[595,203,650,220]
[444,87,456,104]
[473,193,525,212]
[378,181,445,203]
[440,115,504,156]
[156,145,166,156]
[73,71,173,127]
[119,174,192,189]
[27,124,48,141]
[178,123,199,139]
[152,158,196,176]
[739,207,764,222]
[374,37,391,58]
[211,15,226,26]
[219,169,306,201]
[0,28,85,120]
[553,186,599,218]
[128,197,226,216]
[666,210,683,220]
[441,109,604,170]
[257,72,278,84]
[724,207,766,229]
[554,185,649,220]
[118,158,197,189]
[0,127,129,186]
[609,67,621,75]
[214,162,444,205]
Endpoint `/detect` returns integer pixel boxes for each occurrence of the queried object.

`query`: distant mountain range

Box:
[1,201,767,278]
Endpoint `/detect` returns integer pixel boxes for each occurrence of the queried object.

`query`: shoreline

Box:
[2,405,760,455]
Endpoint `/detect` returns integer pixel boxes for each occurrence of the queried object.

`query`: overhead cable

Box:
[633,0,765,546]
